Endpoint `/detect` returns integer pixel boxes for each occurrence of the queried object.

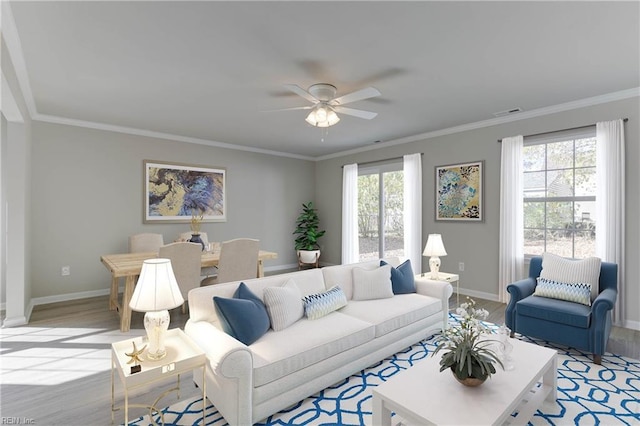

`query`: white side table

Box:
[415,272,460,307]
[111,328,206,425]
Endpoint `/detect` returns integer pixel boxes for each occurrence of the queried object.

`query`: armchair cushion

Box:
[517,295,591,328]
[534,277,592,306]
[540,252,601,301]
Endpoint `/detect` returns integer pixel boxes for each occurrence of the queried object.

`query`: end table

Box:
[111,328,206,425]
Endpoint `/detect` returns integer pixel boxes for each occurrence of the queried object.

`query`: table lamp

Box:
[129,258,184,360]
[422,234,447,279]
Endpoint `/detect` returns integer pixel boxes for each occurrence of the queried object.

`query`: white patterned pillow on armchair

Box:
[534,277,591,306]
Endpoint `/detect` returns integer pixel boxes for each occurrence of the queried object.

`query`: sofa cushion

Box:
[352,264,394,301]
[534,277,591,306]
[322,258,400,300]
[263,278,304,331]
[381,259,416,294]
[540,252,601,301]
[517,294,591,328]
[340,293,441,337]
[302,285,348,320]
[251,312,375,387]
[213,282,270,345]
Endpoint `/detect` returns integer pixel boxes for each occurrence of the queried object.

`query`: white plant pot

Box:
[298,249,320,264]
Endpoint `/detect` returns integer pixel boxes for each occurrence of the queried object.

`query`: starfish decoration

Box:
[125,341,147,365]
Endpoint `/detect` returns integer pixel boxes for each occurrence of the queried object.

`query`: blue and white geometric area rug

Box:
[129,315,640,426]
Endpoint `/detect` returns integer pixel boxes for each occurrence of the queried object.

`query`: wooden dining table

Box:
[101,249,278,332]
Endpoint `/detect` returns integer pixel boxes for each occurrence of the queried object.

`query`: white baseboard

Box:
[457,287,500,302]
[30,288,112,307]
[623,319,640,331]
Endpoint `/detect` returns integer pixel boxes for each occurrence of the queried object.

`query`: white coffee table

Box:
[372,337,557,425]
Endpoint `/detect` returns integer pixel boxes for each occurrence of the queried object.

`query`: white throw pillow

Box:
[539,252,601,301]
[352,264,394,301]
[263,278,304,331]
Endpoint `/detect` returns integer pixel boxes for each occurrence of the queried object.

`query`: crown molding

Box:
[33,113,315,161]
[315,87,640,161]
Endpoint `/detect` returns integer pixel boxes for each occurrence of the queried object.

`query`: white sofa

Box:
[185,258,453,425]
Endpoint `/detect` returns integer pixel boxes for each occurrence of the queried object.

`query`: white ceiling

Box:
[6,1,640,159]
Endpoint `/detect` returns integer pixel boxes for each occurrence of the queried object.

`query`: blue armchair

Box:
[505,256,617,364]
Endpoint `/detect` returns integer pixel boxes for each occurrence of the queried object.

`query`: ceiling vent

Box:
[493,107,522,118]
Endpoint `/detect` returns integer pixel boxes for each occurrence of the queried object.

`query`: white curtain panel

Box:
[342,163,359,264]
[403,153,422,274]
[498,135,524,303]
[596,119,625,326]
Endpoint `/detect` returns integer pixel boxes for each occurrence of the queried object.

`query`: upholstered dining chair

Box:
[201,238,260,286]
[178,231,217,277]
[159,242,202,314]
[128,233,164,253]
[506,254,618,364]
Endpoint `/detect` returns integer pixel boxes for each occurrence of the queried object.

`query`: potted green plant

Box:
[432,298,503,386]
[293,201,326,265]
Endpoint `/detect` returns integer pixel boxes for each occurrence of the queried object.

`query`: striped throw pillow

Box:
[534,277,592,306]
[303,285,348,320]
[263,278,304,331]
[540,253,601,301]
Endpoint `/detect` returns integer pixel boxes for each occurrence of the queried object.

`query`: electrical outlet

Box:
[458,262,465,272]
[61,266,71,276]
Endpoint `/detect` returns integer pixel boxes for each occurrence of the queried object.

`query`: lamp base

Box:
[143,310,170,361]
[429,256,441,280]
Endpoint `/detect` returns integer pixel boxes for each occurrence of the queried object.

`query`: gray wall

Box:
[315,97,640,328]
[30,122,315,299]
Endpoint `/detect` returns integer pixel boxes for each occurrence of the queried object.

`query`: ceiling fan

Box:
[278,83,381,127]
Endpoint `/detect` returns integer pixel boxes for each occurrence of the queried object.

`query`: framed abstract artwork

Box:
[143,160,226,223]
[435,161,483,222]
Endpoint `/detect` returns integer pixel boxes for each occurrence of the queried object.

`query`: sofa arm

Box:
[505,277,537,331]
[185,320,254,425]
[415,279,453,301]
[592,287,617,324]
[415,279,453,331]
[184,320,252,377]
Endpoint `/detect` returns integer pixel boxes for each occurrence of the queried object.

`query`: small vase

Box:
[451,369,486,387]
[189,233,205,251]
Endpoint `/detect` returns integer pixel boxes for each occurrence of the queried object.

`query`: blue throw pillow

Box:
[381,259,416,294]
[213,282,270,345]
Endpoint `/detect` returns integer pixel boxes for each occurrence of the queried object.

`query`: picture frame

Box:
[435,160,483,222]
[143,160,226,223]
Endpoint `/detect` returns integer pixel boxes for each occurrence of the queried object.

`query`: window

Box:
[523,128,596,259]
[358,161,404,261]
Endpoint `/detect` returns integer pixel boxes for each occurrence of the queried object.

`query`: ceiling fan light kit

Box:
[305,104,340,127]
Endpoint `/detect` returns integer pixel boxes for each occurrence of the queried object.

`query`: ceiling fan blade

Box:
[263,106,313,112]
[333,106,378,120]
[283,84,319,104]
[331,87,381,105]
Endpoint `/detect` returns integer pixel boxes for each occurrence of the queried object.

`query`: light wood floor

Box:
[1,291,638,425]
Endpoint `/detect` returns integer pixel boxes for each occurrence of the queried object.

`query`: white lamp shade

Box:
[129,258,184,312]
[423,234,447,257]
[305,105,340,127]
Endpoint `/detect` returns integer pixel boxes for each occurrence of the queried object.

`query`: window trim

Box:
[523,126,597,259]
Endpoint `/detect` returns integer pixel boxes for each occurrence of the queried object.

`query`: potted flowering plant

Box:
[432,298,503,386]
